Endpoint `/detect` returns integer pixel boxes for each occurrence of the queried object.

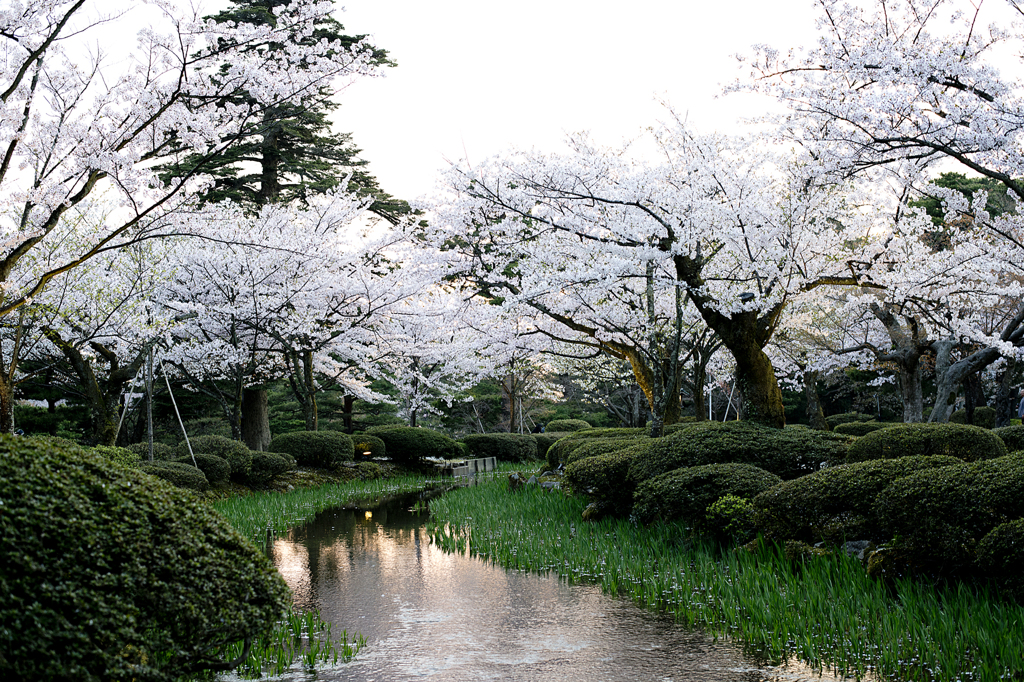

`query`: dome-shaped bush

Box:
[564,437,647,466]
[993,425,1024,453]
[545,419,593,432]
[352,433,387,459]
[949,405,997,429]
[170,453,231,485]
[176,435,253,479]
[833,421,890,437]
[752,455,962,544]
[563,446,646,516]
[633,463,781,526]
[461,433,538,462]
[246,451,295,484]
[826,412,875,428]
[628,421,851,484]
[846,422,1007,463]
[976,519,1024,601]
[139,460,210,492]
[127,441,175,461]
[0,436,289,681]
[545,428,648,469]
[267,430,353,468]
[365,425,459,464]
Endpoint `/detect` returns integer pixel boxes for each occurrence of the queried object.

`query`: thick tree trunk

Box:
[0,375,14,434]
[995,358,1019,428]
[930,340,1000,423]
[803,370,830,431]
[241,388,271,451]
[732,340,787,428]
[341,395,355,433]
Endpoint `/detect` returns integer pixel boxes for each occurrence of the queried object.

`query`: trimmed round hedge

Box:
[628,421,852,484]
[546,428,648,470]
[170,453,230,485]
[632,463,781,526]
[846,423,1007,463]
[949,405,997,429]
[267,430,353,468]
[176,435,253,479]
[752,455,962,544]
[247,451,295,484]
[564,437,648,466]
[976,519,1024,601]
[994,425,1024,453]
[533,431,571,463]
[875,454,1024,575]
[365,425,460,463]
[0,436,290,681]
[563,446,646,515]
[140,461,210,492]
[545,419,592,432]
[461,433,539,462]
[832,421,890,437]
[127,441,175,461]
[352,433,386,459]
[826,412,875,428]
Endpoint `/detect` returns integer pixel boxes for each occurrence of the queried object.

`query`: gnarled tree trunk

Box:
[241,388,271,451]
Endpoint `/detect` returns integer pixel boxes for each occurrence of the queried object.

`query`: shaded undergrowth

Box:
[428,482,1024,682]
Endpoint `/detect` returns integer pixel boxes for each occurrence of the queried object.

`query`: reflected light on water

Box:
[268,495,866,682]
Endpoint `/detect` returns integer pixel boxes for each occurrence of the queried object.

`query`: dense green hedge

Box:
[753,455,962,544]
[545,419,593,432]
[949,406,997,429]
[246,451,295,484]
[628,421,852,484]
[140,461,210,492]
[564,438,647,466]
[876,454,1024,575]
[563,446,645,515]
[826,412,875,428]
[352,433,386,459]
[846,423,1007,463]
[632,463,781,526]
[0,436,289,680]
[170,453,230,485]
[267,430,353,468]
[832,421,890,437]
[366,425,460,463]
[127,441,175,461]
[546,428,648,469]
[661,417,701,435]
[976,519,1024,601]
[994,425,1024,453]
[461,433,538,462]
[176,435,253,479]
[533,431,571,462]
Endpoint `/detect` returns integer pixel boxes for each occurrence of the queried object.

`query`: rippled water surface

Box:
[266,493,856,682]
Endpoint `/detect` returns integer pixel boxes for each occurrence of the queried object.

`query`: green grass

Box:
[428,482,1024,682]
[212,473,442,544]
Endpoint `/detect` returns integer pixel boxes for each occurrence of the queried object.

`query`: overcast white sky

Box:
[330,0,822,201]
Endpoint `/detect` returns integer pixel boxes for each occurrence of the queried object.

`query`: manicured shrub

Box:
[170,453,230,485]
[752,455,962,544]
[176,435,253,479]
[564,437,647,465]
[126,441,175,461]
[563,446,645,515]
[545,418,593,432]
[994,425,1024,453]
[266,430,353,468]
[846,423,1007,463]
[0,435,289,681]
[534,431,571,462]
[950,405,997,429]
[93,444,142,468]
[546,428,649,469]
[352,433,386,459]
[246,451,294,484]
[628,421,852,484]
[461,433,539,462]
[976,519,1024,601]
[140,461,210,492]
[632,463,781,525]
[661,417,701,435]
[833,421,890,437]
[366,425,460,464]
[704,494,757,544]
[875,455,1024,575]
[826,412,875,428]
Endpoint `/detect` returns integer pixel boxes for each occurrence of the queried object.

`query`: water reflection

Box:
[269,494,858,682]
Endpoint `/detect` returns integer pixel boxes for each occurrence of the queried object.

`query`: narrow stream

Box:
[266,492,858,682]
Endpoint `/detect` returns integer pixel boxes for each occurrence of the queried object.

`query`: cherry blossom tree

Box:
[0,0,383,432]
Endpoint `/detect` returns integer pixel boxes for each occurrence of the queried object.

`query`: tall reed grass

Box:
[429,482,1024,681]
[213,474,441,543]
